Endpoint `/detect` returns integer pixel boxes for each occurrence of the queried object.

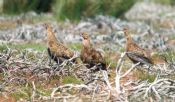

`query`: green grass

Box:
[9,81,52,100]
[0,43,47,52]
[62,76,82,84]
[3,0,52,14]
[68,43,82,51]
[140,74,156,83]
[36,87,52,96]
[13,43,46,51]
[104,58,117,69]
[134,70,156,83]
[169,35,175,40]
[152,0,175,5]
[53,0,137,21]
[2,0,137,21]
[0,45,7,52]
[10,87,32,100]
[159,51,175,62]
[10,92,28,100]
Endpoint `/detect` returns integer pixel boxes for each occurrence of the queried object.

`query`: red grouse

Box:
[80,32,107,71]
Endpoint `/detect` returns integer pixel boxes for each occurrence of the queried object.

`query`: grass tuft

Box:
[134,70,156,83]
[62,76,82,84]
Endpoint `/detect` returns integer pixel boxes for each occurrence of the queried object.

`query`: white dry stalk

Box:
[152,86,161,99]
[115,52,126,93]
[144,75,159,98]
[51,88,59,98]
[115,73,121,93]
[101,63,112,90]
[102,70,112,89]
[69,51,79,62]
[144,73,171,99]
[102,52,139,94]
[121,62,140,78]
[31,81,36,101]
[116,52,126,73]
[114,51,140,94]
[126,82,147,91]
[92,84,98,100]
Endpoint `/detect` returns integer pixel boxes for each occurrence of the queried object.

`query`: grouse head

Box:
[43,23,51,30]
[123,27,129,36]
[123,27,132,42]
[81,32,90,40]
[81,32,91,48]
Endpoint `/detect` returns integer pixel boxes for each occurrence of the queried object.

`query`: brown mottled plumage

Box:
[44,23,74,64]
[123,28,153,66]
[80,32,107,71]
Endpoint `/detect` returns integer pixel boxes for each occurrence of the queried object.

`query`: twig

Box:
[121,62,140,78]
[31,81,36,101]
